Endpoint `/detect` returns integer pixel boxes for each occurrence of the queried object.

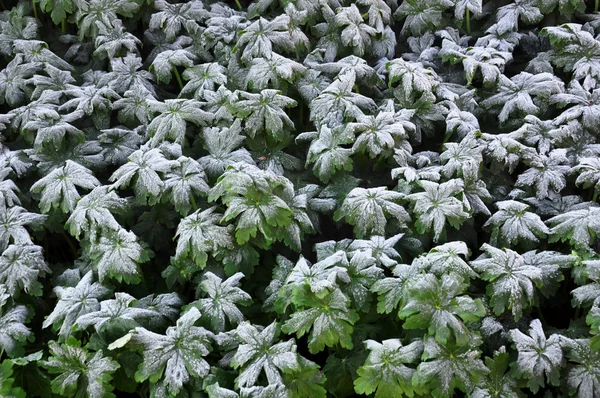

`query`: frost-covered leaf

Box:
[399,273,485,345]
[173,207,233,273]
[484,200,549,246]
[109,147,178,204]
[0,305,31,357]
[387,58,440,100]
[234,89,297,142]
[340,250,383,312]
[481,73,563,123]
[75,292,156,335]
[199,120,253,179]
[282,254,349,299]
[0,244,50,297]
[509,318,563,392]
[406,179,469,242]
[231,321,300,388]
[89,228,149,284]
[354,339,423,398]
[245,53,306,90]
[335,5,377,56]
[334,187,410,238]
[413,337,489,398]
[0,195,46,252]
[187,272,251,332]
[181,63,227,99]
[66,186,128,240]
[41,339,119,398]
[562,338,600,398]
[30,160,100,214]
[413,241,477,279]
[151,49,195,85]
[515,149,570,200]
[300,125,354,183]
[282,286,359,354]
[163,156,209,215]
[546,205,600,248]
[147,99,213,148]
[309,71,376,128]
[132,307,212,396]
[42,271,111,338]
[471,244,542,321]
[349,233,405,268]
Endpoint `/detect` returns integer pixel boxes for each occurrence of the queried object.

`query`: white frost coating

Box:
[336,186,410,238]
[509,319,563,392]
[132,307,213,396]
[42,271,110,337]
[190,272,251,332]
[30,160,100,213]
[484,200,549,246]
[232,321,299,387]
[471,244,542,321]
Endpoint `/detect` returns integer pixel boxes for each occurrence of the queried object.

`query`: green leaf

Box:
[562,338,600,398]
[0,359,25,398]
[186,272,251,332]
[509,319,563,393]
[334,186,410,238]
[30,160,100,213]
[398,273,485,346]
[413,337,489,398]
[0,244,50,297]
[354,339,424,398]
[89,228,149,284]
[132,307,213,396]
[231,321,300,388]
[471,347,524,398]
[41,338,119,398]
[471,244,542,321]
[283,356,327,398]
[282,286,360,354]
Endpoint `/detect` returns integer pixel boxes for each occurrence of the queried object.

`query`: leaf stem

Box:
[466,8,471,35]
[32,0,38,19]
[593,190,598,202]
[190,193,198,211]
[234,0,242,10]
[61,17,66,33]
[596,0,599,13]
[173,67,184,90]
[535,307,547,325]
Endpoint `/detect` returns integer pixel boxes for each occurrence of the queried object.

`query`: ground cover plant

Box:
[2,0,600,396]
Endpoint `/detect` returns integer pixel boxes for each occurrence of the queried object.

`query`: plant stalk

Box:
[596,0,599,13]
[190,193,198,211]
[234,0,242,10]
[593,190,598,202]
[466,8,471,35]
[61,17,66,33]
[173,67,184,90]
[32,0,38,19]
[536,306,547,325]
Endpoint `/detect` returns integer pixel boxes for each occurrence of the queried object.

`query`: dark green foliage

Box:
[1,0,600,397]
